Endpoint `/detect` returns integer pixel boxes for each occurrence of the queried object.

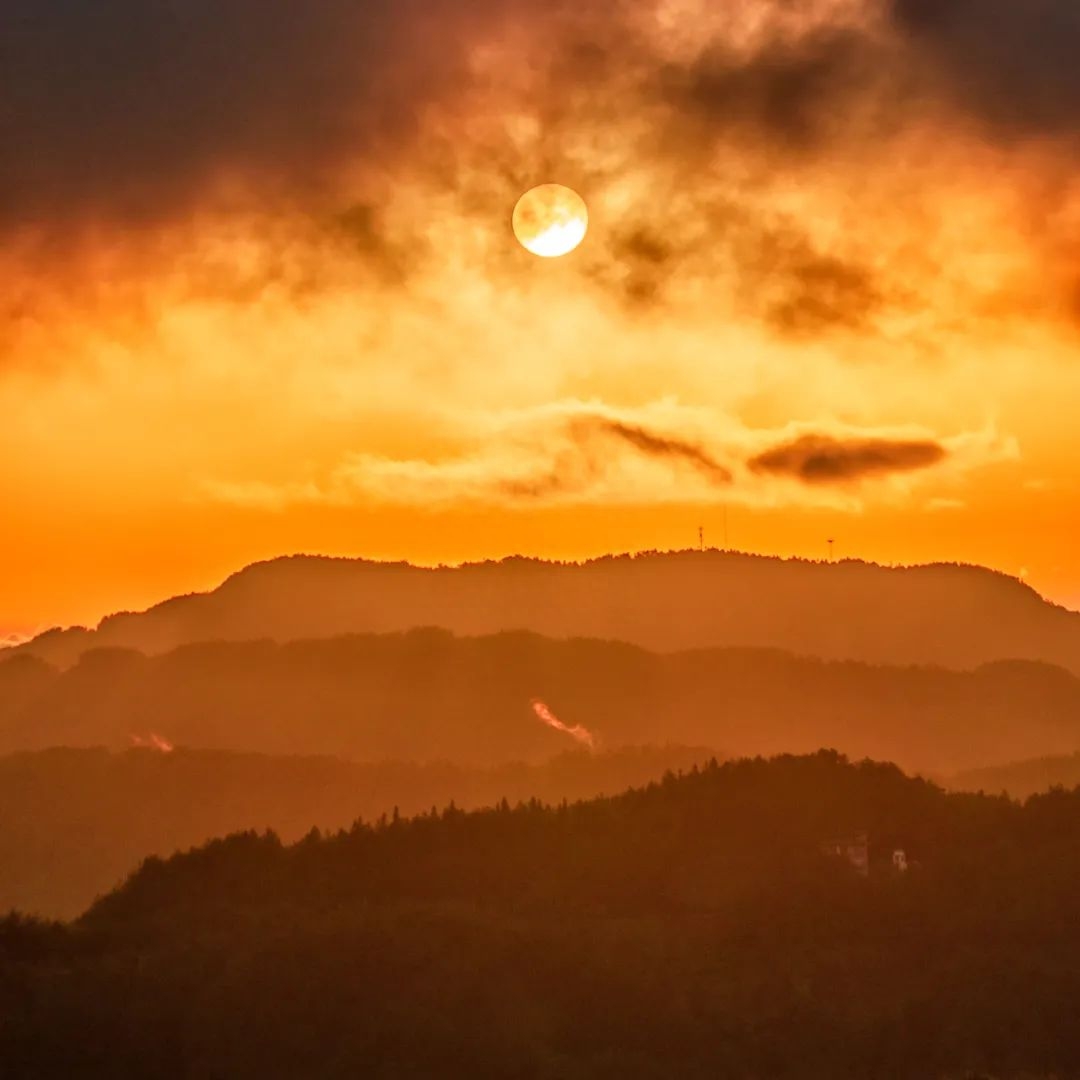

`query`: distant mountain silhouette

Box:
[0,745,709,919]
[949,750,1080,800]
[6,551,1080,672]
[3,630,1078,773]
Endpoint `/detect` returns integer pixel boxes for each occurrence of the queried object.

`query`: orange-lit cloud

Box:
[1,0,1079,628]
[203,402,1014,511]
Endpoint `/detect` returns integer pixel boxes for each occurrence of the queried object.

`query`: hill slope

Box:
[949,750,1080,800]
[8,551,1080,672]
[2,630,1079,773]
[0,744,709,919]
[5,752,1079,1078]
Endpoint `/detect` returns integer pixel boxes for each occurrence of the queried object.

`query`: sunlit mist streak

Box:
[129,733,175,753]
[531,699,597,750]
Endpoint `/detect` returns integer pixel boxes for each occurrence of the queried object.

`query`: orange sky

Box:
[4,0,1080,635]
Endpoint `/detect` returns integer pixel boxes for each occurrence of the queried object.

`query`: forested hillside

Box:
[3,752,1078,1078]
[0,744,709,918]
[9,551,1079,673]
[3,630,1079,772]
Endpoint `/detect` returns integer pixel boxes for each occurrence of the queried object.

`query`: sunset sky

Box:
[5,0,1080,636]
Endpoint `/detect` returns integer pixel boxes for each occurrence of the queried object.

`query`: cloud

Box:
[576,417,732,483]
[203,402,1013,512]
[0,0,482,231]
[746,240,886,339]
[300,403,732,508]
[5,0,1080,349]
[663,24,890,152]
[749,434,947,484]
[888,0,1080,140]
[0,0,1065,625]
[0,1,1064,225]
[4,2,1075,218]
[925,497,966,512]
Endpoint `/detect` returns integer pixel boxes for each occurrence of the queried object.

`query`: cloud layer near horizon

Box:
[203,402,1016,512]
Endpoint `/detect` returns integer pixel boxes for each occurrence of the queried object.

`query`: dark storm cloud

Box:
[750,434,947,484]
[0,0,898,237]
[669,1,1080,150]
[717,215,890,337]
[596,209,887,335]
[0,0,486,229]
[889,0,1080,138]
[7,0,1079,350]
[8,0,1080,239]
[666,27,888,151]
[763,251,884,337]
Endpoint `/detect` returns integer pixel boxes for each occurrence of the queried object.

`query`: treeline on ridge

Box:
[3,752,1078,1078]
[10,550,1079,673]
[0,744,710,919]
[2,629,1079,772]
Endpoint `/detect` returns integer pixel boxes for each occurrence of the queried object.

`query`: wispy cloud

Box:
[204,401,1017,512]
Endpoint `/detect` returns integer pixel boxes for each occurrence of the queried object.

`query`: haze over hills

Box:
[3,630,1080,773]
[948,751,1080,801]
[4,739,1077,922]
[8,551,1080,673]
[6,753,1079,1078]
[0,744,710,919]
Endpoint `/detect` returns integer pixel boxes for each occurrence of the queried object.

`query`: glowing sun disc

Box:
[513,184,589,258]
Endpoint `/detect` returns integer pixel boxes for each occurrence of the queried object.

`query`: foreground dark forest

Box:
[3,752,1078,1079]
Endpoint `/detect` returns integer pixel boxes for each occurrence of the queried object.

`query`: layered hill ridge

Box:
[948,750,1080,800]
[81,751,1077,932]
[7,754,1079,1077]
[0,744,710,919]
[3,630,1079,773]
[7,551,1080,673]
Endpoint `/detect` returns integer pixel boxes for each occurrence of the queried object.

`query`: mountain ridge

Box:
[7,550,1079,673]
[4,629,1079,773]
[7,753,1079,1077]
[0,743,712,919]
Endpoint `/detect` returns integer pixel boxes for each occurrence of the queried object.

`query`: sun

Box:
[512,184,589,258]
